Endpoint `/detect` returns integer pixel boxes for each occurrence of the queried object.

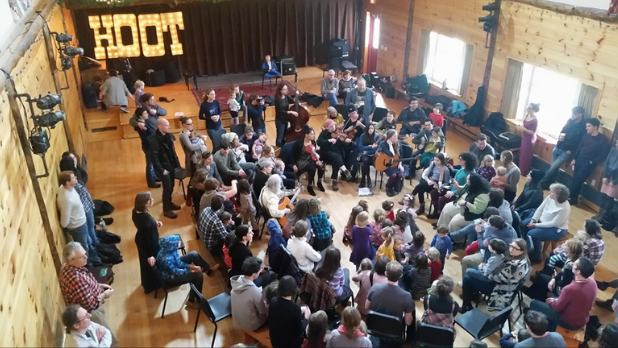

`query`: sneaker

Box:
[332,180,339,191]
[342,169,352,181]
[120,107,129,113]
[163,210,177,219]
[170,203,182,210]
[457,281,462,288]
[307,186,316,196]
[206,264,221,277]
[317,182,325,192]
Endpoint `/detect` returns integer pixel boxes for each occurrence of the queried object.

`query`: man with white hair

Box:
[150,118,181,219]
[59,242,118,346]
[321,69,339,106]
[345,78,376,124]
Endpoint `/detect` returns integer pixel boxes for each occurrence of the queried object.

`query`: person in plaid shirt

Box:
[59,242,118,346]
[306,199,333,252]
[198,195,228,256]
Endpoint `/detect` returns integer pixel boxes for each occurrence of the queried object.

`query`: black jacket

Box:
[229,242,253,278]
[556,118,586,153]
[150,130,180,175]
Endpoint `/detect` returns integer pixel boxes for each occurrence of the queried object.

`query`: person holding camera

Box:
[247,94,267,135]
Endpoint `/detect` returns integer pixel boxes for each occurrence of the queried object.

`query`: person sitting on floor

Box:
[231,257,271,331]
[515,310,566,347]
[156,234,220,309]
[62,305,112,348]
[421,275,460,329]
[529,257,597,332]
[316,247,353,304]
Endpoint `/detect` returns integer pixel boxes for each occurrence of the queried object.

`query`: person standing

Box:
[396,97,426,137]
[321,69,339,106]
[569,118,609,205]
[150,118,181,219]
[57,171,102,267]
[132,192,161,294]
[539,106,586,189]
[274,83,298,147]
[247,94,267,135]
[344,78,376,124]
[595,139,618,223]
[99,70,134,113]
[198,89,222,144]
[519,103,539,176]
[130,94,167,187]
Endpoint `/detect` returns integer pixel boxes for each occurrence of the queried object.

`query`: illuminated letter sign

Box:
[88,11,184,59]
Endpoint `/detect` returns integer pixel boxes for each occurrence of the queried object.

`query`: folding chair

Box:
[190,284,232,348]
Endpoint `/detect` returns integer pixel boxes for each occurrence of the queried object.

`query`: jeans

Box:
[275,119,288,147]
[449,223,479,245]
[462,270,495,304]
[323,92,338,106]
[239,162,256,179]
[523,217,568,262]
[569,159,597,202]
[530,299,581,332]
[254,128,266,136]
[159,171,175,212]
[143,147,157,186]
[540,147,572,188]
[466,267,490,282]
[69,223,101,266]
[85,209,100,246]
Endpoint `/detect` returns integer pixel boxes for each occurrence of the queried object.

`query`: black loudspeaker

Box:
[146,70,166,87]
[164,61,180,83]
[329,57,342,71]
[329,46,343,59]
[332,39,349,58]
[280,57,296,76]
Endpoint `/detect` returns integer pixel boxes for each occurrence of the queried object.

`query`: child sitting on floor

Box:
[427,247,442,282]
[376,228,395,261]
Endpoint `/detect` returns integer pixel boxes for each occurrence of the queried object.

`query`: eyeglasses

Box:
[72,254,88,260]
[509,245,522,251]
[78,313,91,322]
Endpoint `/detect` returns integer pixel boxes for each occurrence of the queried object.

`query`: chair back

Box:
[511,210,522,238]
[151,265,167,290]
[366,311,404,342]
[400,143,414,169]
[334,104,349,121]
[416,322,455,348]
[372,107,388,124]
[190,283,217,323]
[477,306,513,340]
[231,124,246,137]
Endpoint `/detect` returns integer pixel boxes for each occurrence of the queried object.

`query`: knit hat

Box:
[221,132,237,144]
[348,104,358,113]
[529,169,544,183]
[324,119,336,129]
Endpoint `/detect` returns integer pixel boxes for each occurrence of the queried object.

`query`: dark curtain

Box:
[73,0,360,78]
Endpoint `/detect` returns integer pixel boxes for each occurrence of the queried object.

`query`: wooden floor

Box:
[84,67,616,347]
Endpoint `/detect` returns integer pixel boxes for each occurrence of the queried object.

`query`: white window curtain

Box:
[577,84,598,119]
[417,30,430,75]
[500,59,524,119]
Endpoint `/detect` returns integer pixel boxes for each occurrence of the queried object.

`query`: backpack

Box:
[95,243,123,265]
[421,295,455,328]
[96,228,121,244]
[482,112,507,133]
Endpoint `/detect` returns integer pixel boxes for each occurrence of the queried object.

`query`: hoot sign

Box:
[88,12,184,59]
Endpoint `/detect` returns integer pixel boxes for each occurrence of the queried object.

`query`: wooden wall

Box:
[0,4,88,346]
[490,1,618,134]
[366,0,412,82]
[406,0,489,104]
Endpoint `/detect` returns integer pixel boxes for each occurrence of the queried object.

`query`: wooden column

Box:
[402,0,416,80]
[41,17,76,155]
[5,78,62,272]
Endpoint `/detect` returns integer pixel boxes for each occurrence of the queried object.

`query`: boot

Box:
[332,180,339,191]
[592,209,606,221]
[317,181,325,192]
[386,187,396,197]
[415,204,425,216]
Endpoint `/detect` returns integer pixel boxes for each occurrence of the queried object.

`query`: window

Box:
[423,32,468,94]
[372,17,380,49]
[515,64,582,138]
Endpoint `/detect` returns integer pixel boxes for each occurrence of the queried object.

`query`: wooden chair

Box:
[542,235,569,261]
[244,326,272,347]
[556,326,586,348]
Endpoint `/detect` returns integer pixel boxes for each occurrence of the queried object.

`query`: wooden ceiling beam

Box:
[506,0,618,23]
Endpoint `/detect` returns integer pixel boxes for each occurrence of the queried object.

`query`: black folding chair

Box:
[152,265,193,318]
[455,306,513,340]
[230,123,246,135]
[334,104,349,121]
[416,322,455,348]
[372,107,388,124]
[189,284,232,348]
[366,311,405,345]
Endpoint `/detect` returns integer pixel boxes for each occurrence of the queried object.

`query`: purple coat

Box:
[349,225,374,266]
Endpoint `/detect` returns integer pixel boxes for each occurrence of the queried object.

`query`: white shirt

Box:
[57,185,87,230]
[532,196,570,230]
[72,322,112,348]
[287,236,321,273]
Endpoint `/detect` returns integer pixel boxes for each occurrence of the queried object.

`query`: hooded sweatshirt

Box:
[478,223,517,262]
[231,275,267,331]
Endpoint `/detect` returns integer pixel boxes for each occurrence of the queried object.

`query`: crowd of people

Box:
[56,68,618,348]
